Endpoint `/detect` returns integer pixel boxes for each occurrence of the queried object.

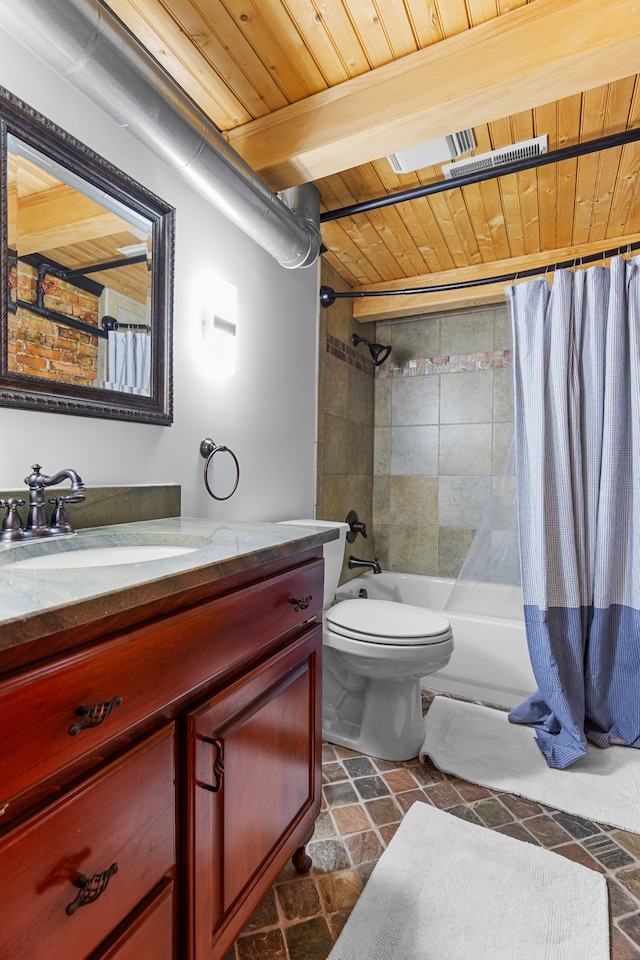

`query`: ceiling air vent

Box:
[447,128,476,157]
[442,135,548,180]
[387,129,476,174]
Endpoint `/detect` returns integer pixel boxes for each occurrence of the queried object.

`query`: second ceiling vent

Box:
[442,135,548,179]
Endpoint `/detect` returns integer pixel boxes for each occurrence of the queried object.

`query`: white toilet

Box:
[282,520,454,761]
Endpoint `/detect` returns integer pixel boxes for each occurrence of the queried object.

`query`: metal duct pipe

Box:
[0,0,321,270]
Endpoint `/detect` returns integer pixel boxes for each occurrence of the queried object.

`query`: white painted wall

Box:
[0,28,319,522]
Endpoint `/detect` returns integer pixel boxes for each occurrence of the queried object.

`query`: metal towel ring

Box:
[200,438,240,501]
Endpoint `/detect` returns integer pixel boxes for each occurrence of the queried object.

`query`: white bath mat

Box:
[421,695,640,833]
[327,802,609,960]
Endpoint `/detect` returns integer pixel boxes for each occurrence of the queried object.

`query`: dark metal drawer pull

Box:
[290,595,312,611]
[66,863,119,915]
[201,735,225,792]
[68,697,123,735]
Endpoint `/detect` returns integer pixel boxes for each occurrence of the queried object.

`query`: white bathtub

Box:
[335,572,536,709]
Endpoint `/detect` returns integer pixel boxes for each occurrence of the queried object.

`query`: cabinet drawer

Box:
[95,878,174,960]
[0,559,323,810]
[0,725,175,960]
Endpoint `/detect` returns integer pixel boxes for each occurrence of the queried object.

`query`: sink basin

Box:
[8,544,198,570]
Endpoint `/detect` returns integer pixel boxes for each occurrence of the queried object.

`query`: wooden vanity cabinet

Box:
[0,546,324,960]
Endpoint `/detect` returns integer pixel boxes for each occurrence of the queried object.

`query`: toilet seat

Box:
[326,598,452,645]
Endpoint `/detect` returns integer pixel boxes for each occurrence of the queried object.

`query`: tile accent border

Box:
[326,334,375,376]
[376,349,512,379]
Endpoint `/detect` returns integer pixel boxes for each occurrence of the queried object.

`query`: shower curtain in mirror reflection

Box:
[104,329,151,396]
[507,256,640,769]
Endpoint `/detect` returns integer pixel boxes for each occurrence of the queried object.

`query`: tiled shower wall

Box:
[372,304,514,578]
[316,258,515,581]
[316,262,377,582]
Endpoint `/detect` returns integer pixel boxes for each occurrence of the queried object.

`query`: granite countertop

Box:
[0,517,337,652]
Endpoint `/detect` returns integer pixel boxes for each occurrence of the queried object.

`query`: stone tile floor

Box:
[226,693,640,960]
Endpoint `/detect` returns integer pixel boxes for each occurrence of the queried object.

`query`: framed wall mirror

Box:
[1,85,174,424]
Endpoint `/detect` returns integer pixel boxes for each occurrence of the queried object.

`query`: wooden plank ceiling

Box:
[104,0,640,320]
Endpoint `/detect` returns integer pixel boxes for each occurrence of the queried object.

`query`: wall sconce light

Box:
[352,333,392,366]
[202,278,237,376]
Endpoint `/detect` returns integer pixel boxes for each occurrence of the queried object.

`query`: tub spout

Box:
[348,555,382,575]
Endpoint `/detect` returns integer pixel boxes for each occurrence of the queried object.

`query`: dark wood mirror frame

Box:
[0,85,174,425]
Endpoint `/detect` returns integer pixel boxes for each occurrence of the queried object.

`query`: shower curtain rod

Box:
[8,298,108,338]
[320,127,640,223]
[319,241,640,308]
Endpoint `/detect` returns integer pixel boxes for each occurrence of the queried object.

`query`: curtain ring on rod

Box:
[199,438,240,501]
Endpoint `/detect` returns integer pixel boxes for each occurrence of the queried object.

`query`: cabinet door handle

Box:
[201,735,225,792]
[290,595,312,611]
[66,863,119,915]
[68,697,123,735]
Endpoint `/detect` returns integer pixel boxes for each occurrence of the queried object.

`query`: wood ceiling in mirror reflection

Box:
[104,0,640,318]
[8,153,151,303]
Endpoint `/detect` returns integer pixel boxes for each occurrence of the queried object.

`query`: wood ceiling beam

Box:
[227,0,640,191]
[348,234,640,322]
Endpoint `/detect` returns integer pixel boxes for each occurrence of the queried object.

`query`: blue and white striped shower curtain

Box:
[507,256,640,769]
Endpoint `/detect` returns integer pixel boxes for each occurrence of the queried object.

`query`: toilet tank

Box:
[279,520,348,608]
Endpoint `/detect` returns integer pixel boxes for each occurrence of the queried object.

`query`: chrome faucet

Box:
[348,555,382,575]
[0,464,86,541]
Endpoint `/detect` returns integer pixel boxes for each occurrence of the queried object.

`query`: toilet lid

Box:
[326,598,452,644]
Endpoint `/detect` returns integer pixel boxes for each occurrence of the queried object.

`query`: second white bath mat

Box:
[421,695,640,833]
